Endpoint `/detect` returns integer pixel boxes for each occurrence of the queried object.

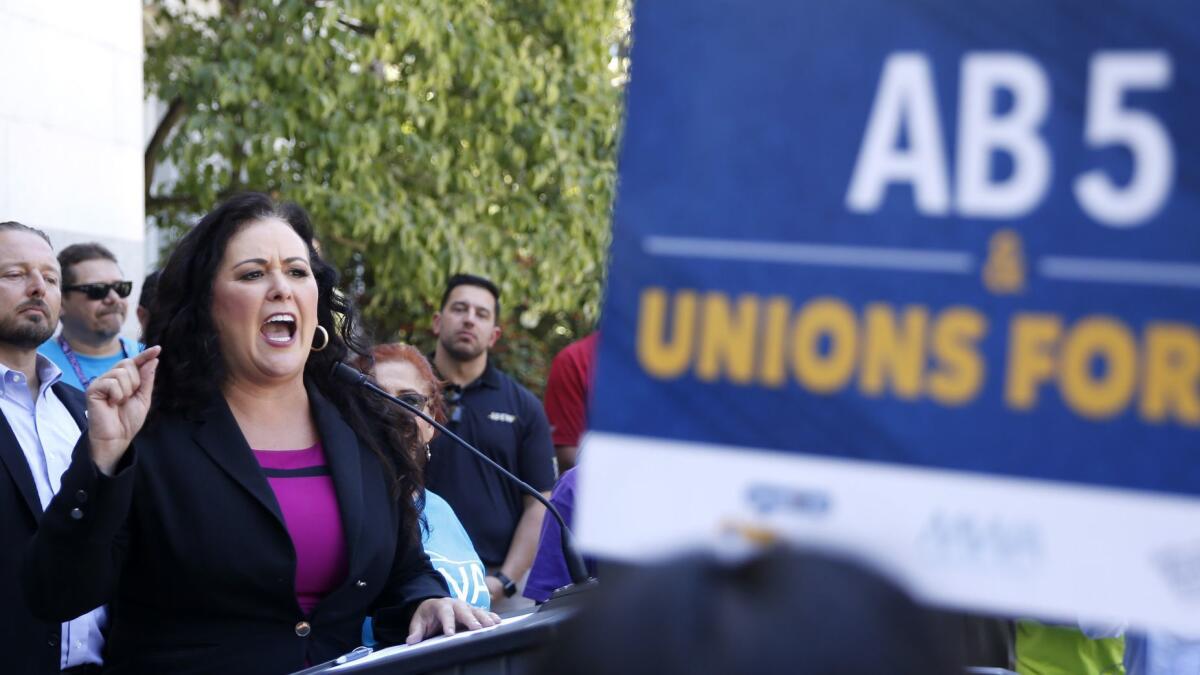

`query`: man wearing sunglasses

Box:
[38,243,142,390]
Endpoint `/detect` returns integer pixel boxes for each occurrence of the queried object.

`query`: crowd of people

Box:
[3,192,1193,675]
[3,193,581,674]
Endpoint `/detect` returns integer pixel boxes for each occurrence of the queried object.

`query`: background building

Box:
[0,0,145,338]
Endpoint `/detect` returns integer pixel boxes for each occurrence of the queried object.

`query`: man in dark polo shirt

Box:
[425,274,555,610]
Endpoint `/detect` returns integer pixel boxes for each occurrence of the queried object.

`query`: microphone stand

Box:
[332,362,595,591]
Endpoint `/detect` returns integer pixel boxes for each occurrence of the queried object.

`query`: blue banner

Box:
[591,0,1200,496]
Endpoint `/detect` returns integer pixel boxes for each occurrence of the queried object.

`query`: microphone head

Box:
[331,360,367,386]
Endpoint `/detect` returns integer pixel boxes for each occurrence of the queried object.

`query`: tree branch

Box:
[336,17,378,36]
[144,97,188,203]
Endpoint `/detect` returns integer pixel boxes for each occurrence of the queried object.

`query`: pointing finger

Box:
[132,345,162,366]
[136,358,158,405]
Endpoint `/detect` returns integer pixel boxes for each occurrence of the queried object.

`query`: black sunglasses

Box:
[64,281,133,300]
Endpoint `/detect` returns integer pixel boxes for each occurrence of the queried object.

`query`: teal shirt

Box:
[38,337,143,390]
[422,490,491,611]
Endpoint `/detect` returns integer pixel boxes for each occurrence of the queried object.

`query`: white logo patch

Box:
[488,412,516,423]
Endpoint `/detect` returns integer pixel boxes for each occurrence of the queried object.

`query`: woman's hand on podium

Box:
[407,597,502,644]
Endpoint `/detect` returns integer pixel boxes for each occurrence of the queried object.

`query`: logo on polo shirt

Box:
[488,412,516,423]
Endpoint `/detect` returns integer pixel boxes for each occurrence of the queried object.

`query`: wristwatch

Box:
[495,572,517,598]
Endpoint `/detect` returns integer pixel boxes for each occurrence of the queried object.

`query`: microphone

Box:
[332,361,593,588]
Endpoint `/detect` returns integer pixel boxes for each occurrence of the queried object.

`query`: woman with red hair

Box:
[366,344,493,617]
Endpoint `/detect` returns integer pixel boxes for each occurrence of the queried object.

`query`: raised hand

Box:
[87,346,161,476]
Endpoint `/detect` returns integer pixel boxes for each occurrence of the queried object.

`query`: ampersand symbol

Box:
[983,229,1026,295]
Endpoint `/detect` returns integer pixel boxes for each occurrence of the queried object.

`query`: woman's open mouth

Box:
[260,313,297,345]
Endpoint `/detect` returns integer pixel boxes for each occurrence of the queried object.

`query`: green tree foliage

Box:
[144,0,629,392]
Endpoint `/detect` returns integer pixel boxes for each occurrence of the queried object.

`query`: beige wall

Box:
[0,0,145,338]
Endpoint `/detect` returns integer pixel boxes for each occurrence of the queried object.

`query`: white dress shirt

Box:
[0,356,107,668]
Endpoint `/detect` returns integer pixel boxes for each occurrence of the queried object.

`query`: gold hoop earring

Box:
[311,325,330,352]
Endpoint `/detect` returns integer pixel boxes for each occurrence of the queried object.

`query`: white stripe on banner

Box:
[575,431,1200,634]
[1040,256,1200,289]
[643,236,975,274]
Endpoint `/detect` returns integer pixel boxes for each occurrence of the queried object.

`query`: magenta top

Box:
[253,443,348,616]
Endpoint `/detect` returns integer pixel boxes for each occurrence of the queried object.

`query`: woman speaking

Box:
[25,193,497,673]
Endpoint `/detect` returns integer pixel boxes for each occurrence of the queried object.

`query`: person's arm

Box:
[371,506,499,645]
[23,435,136,620]
[544,345,588,474]
[372,531,450,617]
[369,530,452,645]
[487,494,550,601]
[488,389,557,601]
[23,348,160,620]
[555,445,579,473]
[523,470,577,603]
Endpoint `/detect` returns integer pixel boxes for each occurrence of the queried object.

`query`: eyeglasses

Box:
[443,386,463,424]
[396,392,429,411]
[64,281,133,300]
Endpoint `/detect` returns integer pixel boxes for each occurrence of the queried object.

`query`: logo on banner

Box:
[1153,542,1200,603]
[744,482,831,517]
[916,511,1042,572]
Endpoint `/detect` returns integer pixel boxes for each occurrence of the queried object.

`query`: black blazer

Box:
[0,382,88,675]
[24,383,447,674]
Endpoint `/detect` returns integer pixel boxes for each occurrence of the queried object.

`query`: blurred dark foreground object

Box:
[538,546,964,675]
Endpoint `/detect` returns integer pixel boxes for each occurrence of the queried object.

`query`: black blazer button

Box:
[75,490,88,503]
[295,621,311,637]
[69,508,84,520]
[355,580,367,588]
[48,634,59,647]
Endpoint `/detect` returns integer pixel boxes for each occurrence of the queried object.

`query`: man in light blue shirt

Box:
[0,221,107,673]
[39,242,141,390]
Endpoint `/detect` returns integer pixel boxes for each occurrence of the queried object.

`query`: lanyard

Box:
[57,335,128,388]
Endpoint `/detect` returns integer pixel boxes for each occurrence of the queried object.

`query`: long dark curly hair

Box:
[144,192,421,541]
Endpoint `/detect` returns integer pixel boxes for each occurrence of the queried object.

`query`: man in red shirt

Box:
[542,332,597,473]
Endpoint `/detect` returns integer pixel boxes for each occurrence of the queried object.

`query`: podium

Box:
[295,586,591,675]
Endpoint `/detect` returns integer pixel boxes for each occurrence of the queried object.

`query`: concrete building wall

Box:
[0,0,145,338]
